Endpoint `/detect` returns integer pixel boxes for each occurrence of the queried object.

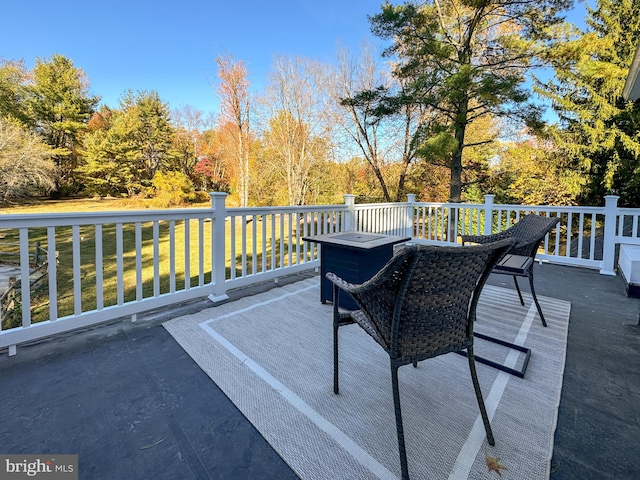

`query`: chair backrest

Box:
[348,238,515,362]
[500,214,560,258]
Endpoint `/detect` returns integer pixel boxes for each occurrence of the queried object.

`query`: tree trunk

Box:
[449,97,469,203]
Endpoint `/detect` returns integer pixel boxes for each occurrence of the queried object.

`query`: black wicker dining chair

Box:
[326,238,515,480]
[460,214,560,327]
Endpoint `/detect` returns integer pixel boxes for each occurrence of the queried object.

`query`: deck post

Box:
[343,194,356,231]
[600,195,619,276]
[209,192,230,302]
[405,194,416,238]
[483,195,495,235]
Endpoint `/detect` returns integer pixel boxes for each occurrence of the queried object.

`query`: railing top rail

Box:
[490,204,604,214]
[0,200,615,229]
[225,204,347,215]
[411,202,483,208]
[0,208,216,228]
[354,202,408,209]
[409,201,604,214]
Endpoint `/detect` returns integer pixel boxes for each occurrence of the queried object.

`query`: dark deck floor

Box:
[1,264,639,479]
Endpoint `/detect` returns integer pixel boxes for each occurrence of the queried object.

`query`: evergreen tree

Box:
[125,90,176,179]
[80,91,176,196]
[28,54,100,196]
[80,107,144,196]
[535,0,640,206]
[363,0,572,202]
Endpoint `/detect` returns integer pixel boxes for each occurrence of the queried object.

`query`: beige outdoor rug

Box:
[164,277,571,480]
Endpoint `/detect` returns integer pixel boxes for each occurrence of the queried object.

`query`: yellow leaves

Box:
[485,453,508,476]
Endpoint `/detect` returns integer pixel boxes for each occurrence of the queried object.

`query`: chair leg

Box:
[391,364,410,480]
[528,271,548,327]
[333,314,340,394]
[466,346,495,446]
[512,275,524,306]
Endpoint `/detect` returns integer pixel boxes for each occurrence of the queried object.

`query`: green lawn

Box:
[0,196,212,215]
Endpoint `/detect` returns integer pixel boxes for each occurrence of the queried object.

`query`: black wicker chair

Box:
[326,238,515,480]
[461,214,560,327]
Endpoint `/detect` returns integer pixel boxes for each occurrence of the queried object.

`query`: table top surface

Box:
[302,231,411,250]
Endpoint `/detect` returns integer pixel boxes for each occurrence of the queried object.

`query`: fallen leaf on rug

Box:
[486,454,508,476]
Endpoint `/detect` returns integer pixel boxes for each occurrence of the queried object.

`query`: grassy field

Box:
[0,198,314,327]
[0,196,212,215]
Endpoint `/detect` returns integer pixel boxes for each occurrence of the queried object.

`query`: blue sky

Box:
[1,0,383,114]
[1,1,591,117]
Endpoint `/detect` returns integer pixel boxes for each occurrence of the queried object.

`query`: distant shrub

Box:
[150,171,197,208]
[194,190,211,203]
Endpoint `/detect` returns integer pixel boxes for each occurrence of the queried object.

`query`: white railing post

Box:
[483,194,495,235]
[209,192,230,302]
[406,194,416,238]
[600,195,619,276]
[343,194,356,231]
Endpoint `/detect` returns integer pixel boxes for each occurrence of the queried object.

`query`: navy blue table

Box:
[302,231,410,311]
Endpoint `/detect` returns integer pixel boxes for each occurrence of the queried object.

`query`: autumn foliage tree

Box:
[261,56,332,206]
[216,55,251,206]
[0,59,32,126]
[170,105,210,178]
[492,133,583,205]
[194,155,228,192]
[0,118,56,202]
[333,44,426,202]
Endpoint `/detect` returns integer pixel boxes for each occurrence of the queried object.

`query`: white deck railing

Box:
[408,194,620,271]
[0,192,634,354]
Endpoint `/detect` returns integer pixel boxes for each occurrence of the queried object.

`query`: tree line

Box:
[1,0,639,207]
